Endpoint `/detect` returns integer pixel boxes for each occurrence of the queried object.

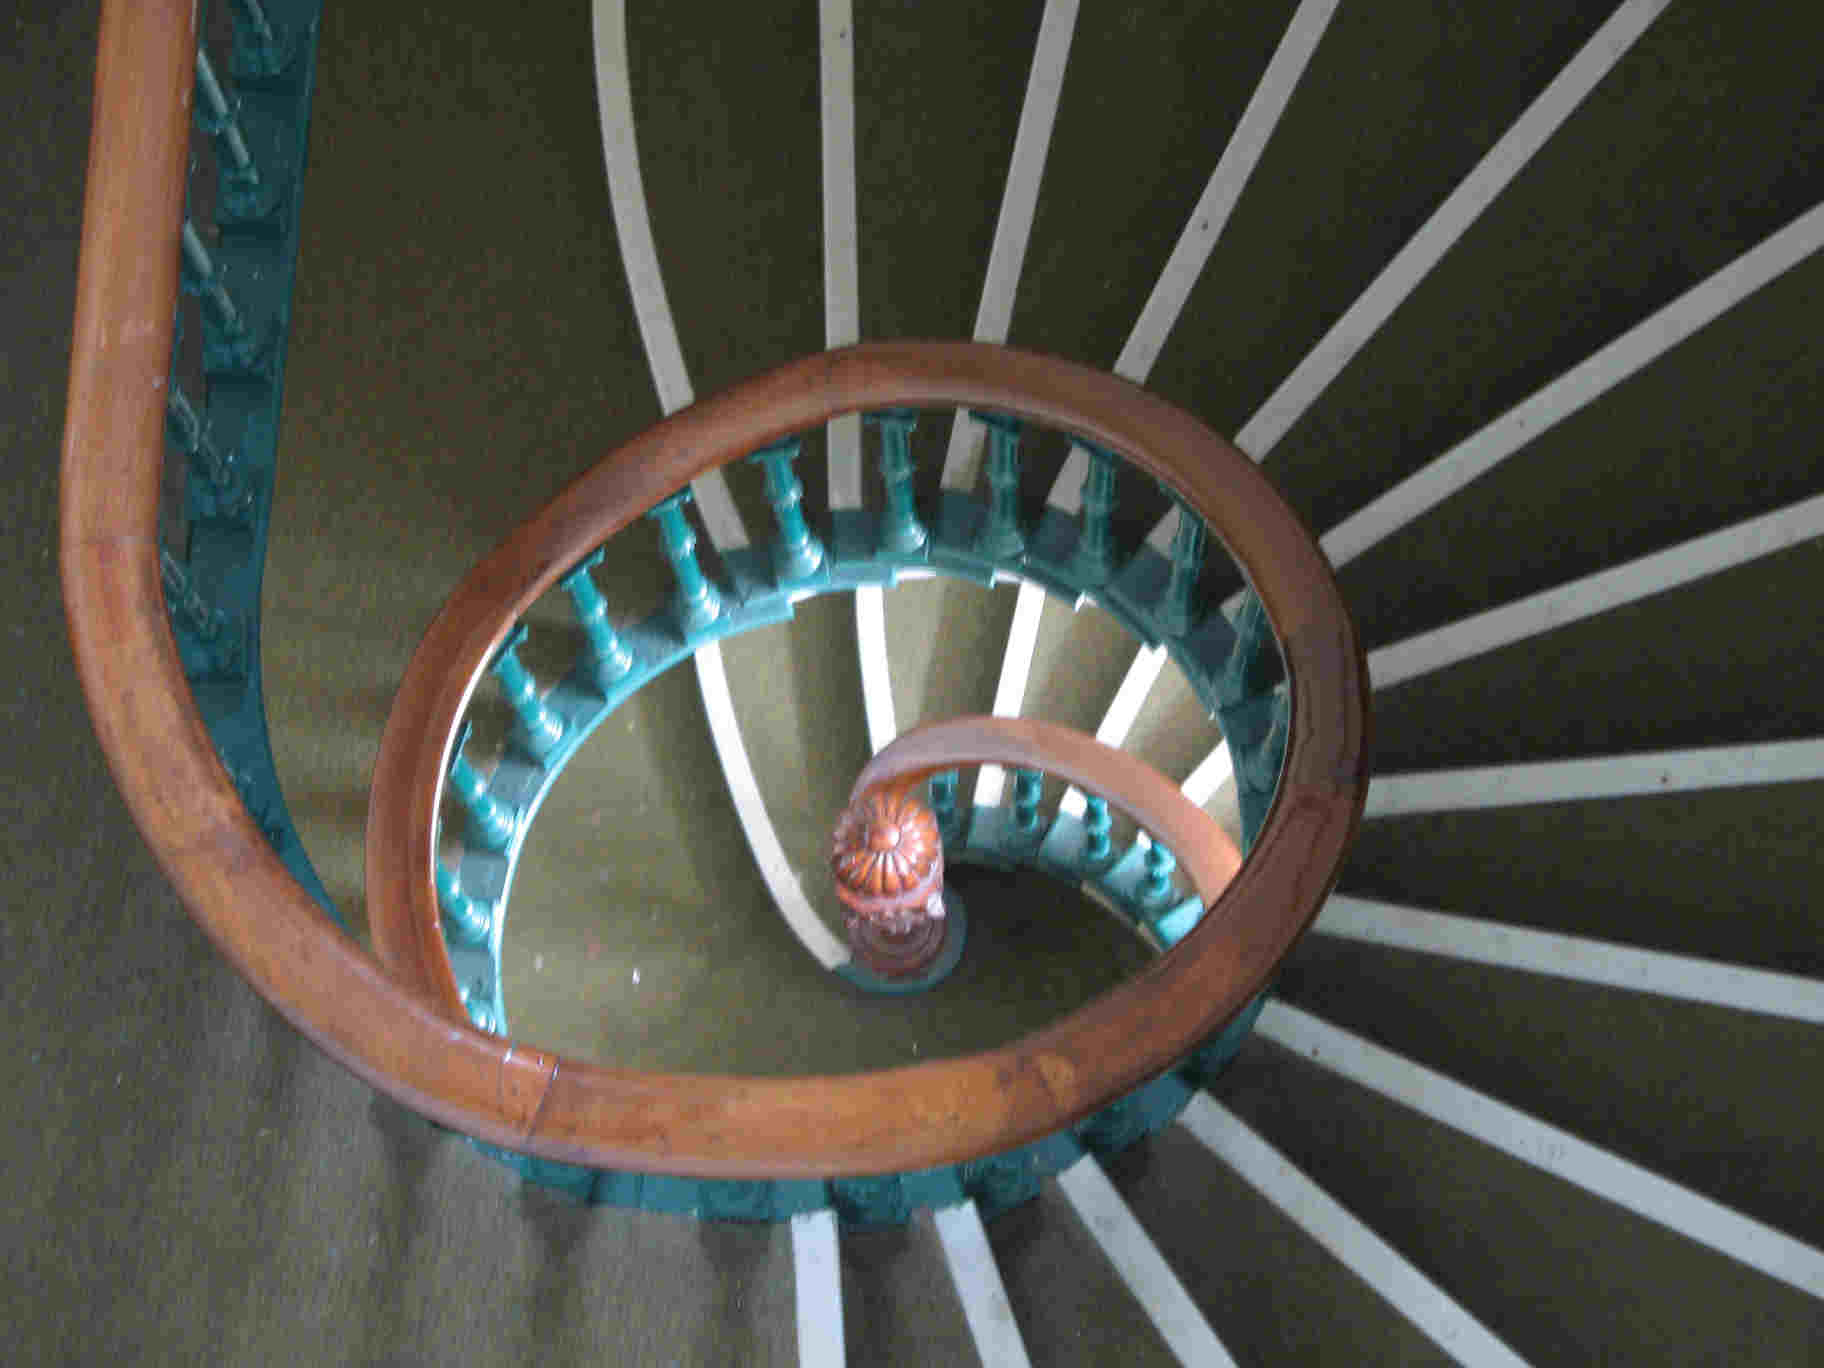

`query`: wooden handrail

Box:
[362,342,1368,1175]
[62,0,1368,1179]
[850,715,1244,898]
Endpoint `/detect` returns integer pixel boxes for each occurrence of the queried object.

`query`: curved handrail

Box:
[362,342,1368,1174]
[62,0,1367,1179]
[848,716,1243,898]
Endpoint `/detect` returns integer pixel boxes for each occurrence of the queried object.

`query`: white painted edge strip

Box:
[1256,1001,1824,1298]
[1057,642,1169,819]
[695,645,850,969]
[1179,1093,1530,1366]
[1365,738,1824,818]
[1054,1155,1237,1366]
[1114,0,1340,386]
[821,0,864,509]
[941,0,1080,491]
[592,0,746,547]
[1058,0,1345,779]
[1233,0,1672,460]
[1315,894,1824,1026]
[1369,492,1824,691]
[1316,201,1824,574]
[933,1201,1034,1368]
[855,584,897,754]
[975,580,1049,807]
[597,0,836,972]
[592,0,692,416]
[1050,0,1343,516]
[1179,739,1236,810]
[791,1209,846,1368]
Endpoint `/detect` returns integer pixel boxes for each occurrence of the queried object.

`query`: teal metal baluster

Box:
[231,0,296,83]
[1218,589,1275,705]
[159,547,243,674]
[166,384,252,518]
[560,549,635,689]
[1083,794,1113,867]
[868,409,926,554]
[193,47,264,217]
[448,720,516,851]
[1158,501,1206,637]
[647,490,722,634]
[1072,445,1118,585]
[1013,769,1043,835]
[436,861,493,947]
[749,438,824,582]
[491,623,565,759]
[972,411,1026,560]
[180,219,260,373]
[459,980,497,1034]
[928,770,959,834]
[1141,840,1177,912]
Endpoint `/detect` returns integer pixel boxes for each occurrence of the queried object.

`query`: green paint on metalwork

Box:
[749,438,826,582]
[647,490,724,634]
[159,0,333,923]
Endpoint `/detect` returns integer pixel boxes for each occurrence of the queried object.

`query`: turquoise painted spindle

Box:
[490,623,564,759]
[1083,795,1113,867]
[749,438,824,581]
[868,409,926,554]
[194,47,263,211]
[1141,840,1177,911]
[436,861,493,947]
[647,490,723,633]
[166,385,251,516]
[560,549,635,689]
[972,411,1025,560]
[1072,445,1118,585]
[447,720,516,852]
[1013,769,1043,834]
[1159,502,1206,637]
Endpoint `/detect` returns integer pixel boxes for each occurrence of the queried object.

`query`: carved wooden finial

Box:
[831,788,948,977]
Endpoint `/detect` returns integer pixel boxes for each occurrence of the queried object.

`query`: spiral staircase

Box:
[52,0,1824,1362]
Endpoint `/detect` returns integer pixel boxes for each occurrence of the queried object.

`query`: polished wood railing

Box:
[62,0,1368,1179]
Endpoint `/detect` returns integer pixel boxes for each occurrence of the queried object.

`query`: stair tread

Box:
[1217,1036,1824,1363]
[1276,934,1824,1248]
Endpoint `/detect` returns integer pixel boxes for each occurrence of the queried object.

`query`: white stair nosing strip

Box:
[1055,1155,1238,1366]
[1112,0,1341,386]
[695,643,850,970]
[1317,202,1824,573]
[933,1201,1034,1368]
[1043,0,1342,511]
[1057,642,1170,820]
[1365,738,1824,817]
[821,0,864,509]
[1179,739,1236,811]
[1256,1002,1824,1299]
[941,0,1080,491]
[855,584,898,754]
[592,0,693,418]
[1315,895,1824,1026]
[1034,0,1345,745]
[791,1209,846,1368]
[1179,1093,1530,1367]
[1369,491,1824,691]
[1233,0,1672,461]
[974,580,1050,808]
[594,0,749,549]
[600,0,828,971]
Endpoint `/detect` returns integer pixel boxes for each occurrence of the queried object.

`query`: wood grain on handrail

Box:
[361,341,1368,1175]
[851,715,1243,900]
[64,0,1368,1179]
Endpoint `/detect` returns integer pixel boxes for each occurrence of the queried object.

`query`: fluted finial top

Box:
[831,789,944,913]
